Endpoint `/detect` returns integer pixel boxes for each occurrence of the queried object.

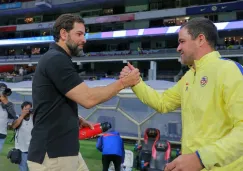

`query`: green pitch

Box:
[0,131,136,171]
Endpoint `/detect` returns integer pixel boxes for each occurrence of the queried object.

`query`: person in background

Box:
[19,67,24,76]
[12,101,33,171]
[0,83,17,153]
[96,131,125,171]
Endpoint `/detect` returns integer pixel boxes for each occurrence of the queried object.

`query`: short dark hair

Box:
[180,17,218,48]
[21,101,32,109]
[52,14,85,42]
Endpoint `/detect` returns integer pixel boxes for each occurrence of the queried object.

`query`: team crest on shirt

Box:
[200,76,208,87]
[185,82,189,91]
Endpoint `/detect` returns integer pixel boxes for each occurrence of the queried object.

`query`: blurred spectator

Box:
[96,131,125,171]
[19,67,23,76]
[12,101,33,171]
[0,83,17,153]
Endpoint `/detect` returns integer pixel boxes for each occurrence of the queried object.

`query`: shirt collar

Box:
[49,43,71,58]
[189,51,221,71]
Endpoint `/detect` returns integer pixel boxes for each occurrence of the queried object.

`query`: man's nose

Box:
[82,35,87,44]
[83,38,87,44]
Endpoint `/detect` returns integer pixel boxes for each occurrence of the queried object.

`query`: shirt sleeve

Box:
[45,54,83,95]
[2,102,17,120]
[198,61,243,169]
[96,136,103,152]
[131,78,182,113]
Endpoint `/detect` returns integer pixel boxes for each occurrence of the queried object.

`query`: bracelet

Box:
[195,151,205,168]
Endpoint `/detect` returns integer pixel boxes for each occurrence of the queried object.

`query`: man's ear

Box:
[198,34,206,47]
[59,29,68,41]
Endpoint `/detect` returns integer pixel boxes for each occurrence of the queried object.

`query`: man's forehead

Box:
[179,27,188,35]
[178,28,191,39]
[73,22,85,30]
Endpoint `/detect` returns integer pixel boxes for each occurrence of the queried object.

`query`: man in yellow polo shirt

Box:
[120,17,243,171]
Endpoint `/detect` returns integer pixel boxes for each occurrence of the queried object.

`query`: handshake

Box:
[119,62,141,88]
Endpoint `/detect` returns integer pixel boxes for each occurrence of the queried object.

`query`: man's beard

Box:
[66,38,83,57]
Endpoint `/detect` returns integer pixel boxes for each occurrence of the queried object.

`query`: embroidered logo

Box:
[200,76,208,87]
[185,82,189,91]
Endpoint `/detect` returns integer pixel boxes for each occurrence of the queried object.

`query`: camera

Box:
[1,88,12,97]
[0,87,12,102]
[0,83,12,97]
[7,148,21,164]
[29,108,33,114]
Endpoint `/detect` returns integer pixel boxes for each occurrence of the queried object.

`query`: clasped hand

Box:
[119,62,141,88]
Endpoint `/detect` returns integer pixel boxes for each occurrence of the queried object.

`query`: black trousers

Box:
[102,154,122,171]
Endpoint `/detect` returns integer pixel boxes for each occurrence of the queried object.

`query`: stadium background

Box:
[0,0,243,170]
